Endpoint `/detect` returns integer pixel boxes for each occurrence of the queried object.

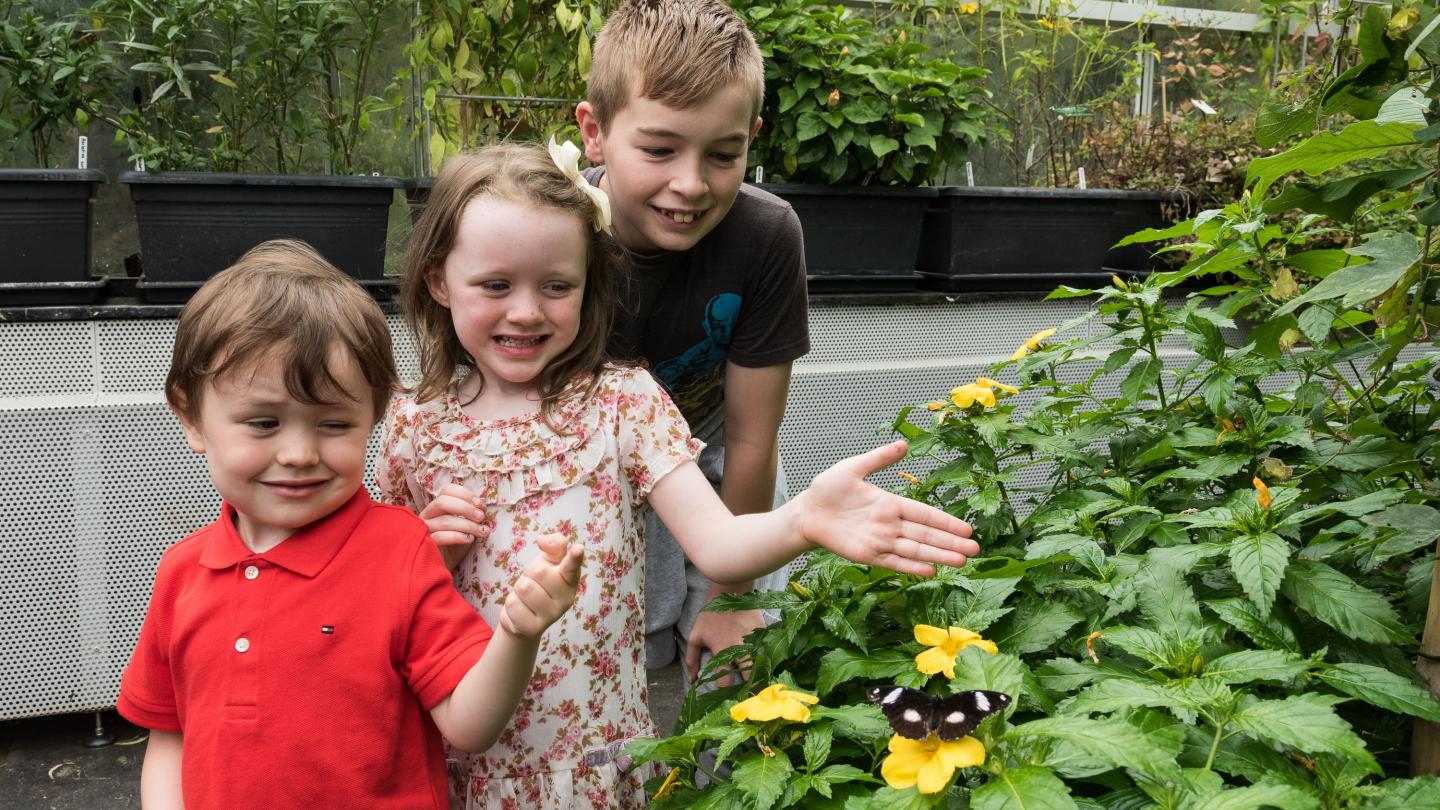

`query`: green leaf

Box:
[1120,357,1162,402]
[1195,782,1319,810]
[870,134,899,158]
[1010,717,1181,777]
[804,723,834,770]
[1263,168,1431,222]
[1205,597,1300,652]
[1375,85,1430,126]
[1301,438,1409,474]
[1356,775,1440,808]
[971,766,1078,810]
[1273,231,1421,316]
[1316,663,1440,722]
[1067,677,1192,714]
[1228,532,1290,614]
[797,111,827,142]
[1286,248,1356,279]
[1246,120,1419,198]
[1100,626,1177,670]
[1203,650,1308,685]
[811,703,890,740]
[1367,504,1440,561]
[816,649,914,694]
[1230,693,1377,772]
[1254,100,1316,147]
[733,747,794,810]
[991,599,1084,656]
[1280,560,1410,644]
[1134,559,1204,638]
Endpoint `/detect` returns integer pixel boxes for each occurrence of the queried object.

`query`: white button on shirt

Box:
[235,637,250,653]
[244,565,260,580]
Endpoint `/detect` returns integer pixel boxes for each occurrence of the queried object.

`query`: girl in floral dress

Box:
[376,140,981,809]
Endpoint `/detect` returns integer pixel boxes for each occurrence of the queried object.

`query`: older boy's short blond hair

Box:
[166,239,399,424]
[588,0,764,130]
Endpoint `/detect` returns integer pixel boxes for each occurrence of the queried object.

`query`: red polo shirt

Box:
[118,489,491,809]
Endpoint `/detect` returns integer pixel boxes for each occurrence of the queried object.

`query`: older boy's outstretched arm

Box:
[140,729,185,809]
[649,440,979,584]
[431,535,583,753]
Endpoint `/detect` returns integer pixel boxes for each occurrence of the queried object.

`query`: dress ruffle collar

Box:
[408,374,608,505]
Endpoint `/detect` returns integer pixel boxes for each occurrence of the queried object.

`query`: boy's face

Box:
[579,82,761,253]
[174,346,375,553]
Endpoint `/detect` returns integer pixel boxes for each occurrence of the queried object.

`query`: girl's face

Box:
[427,196,588,411]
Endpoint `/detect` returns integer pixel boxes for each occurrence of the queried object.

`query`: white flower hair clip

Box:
[547,135,612,234]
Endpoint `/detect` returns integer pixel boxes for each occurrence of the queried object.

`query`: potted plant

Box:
[914,0,1164,291]
[0,3,108,305]
[90,0,404,302]
[737,0,987,292]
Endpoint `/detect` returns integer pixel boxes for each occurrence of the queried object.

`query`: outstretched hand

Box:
[796,440,979,576]
[500,534,584,639]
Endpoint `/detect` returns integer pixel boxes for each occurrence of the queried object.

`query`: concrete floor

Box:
[0,662,686,808]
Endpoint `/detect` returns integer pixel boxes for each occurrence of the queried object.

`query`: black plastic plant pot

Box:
[120,171,403,303]
[758,183,936,293]
[916,187,1173,293]
[0,169,107,306]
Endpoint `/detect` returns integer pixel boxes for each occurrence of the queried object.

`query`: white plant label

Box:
[965,161,975,187]
[78,136,88,169]
[135,158,146,172]
[1078,167,1088,190]
[754,166,764,184]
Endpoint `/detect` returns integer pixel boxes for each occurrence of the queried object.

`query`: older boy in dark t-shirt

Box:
[576,1,810,680]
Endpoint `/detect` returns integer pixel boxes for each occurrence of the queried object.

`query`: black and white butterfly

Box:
[866,685,1012,741]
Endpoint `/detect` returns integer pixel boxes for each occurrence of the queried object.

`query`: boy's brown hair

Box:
[166,239,399,424]
[402,143,615,422]
[587,0,764,130]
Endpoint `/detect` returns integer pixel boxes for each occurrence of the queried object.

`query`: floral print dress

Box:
[376,365,703,809]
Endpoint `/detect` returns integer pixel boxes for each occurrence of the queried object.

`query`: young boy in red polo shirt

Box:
[117,240,583,810]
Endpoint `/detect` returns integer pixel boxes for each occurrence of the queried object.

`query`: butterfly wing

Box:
[932,690,1012,741]
[866,685,937,740]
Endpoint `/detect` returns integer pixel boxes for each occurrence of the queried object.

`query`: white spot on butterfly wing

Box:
[902,708,923,723]
[946,710,966,725]
[883,688,904,705]
[973,693,990,712]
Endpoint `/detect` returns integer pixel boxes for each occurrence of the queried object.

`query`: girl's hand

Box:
[797,440,980,576]
[419,483,493,569]
[500,534,584,639]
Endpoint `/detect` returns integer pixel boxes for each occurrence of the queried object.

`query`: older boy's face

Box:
[580,82,760,253]
[174,346,375,553]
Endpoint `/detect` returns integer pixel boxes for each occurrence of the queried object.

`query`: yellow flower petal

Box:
[976,377,1019,394]
[915,624,950,646]
[1253,476,1272,510]
[926,401,946,411]
[975,387,996,408]
[880,734,986,793]
[729,683,818,724]
[950,386,978,408]
[916,646,958,680]
[1010,345,1031,361]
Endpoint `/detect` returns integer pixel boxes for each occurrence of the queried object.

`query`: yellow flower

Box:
[1112,274,1126,289]
[914,624,998,680]
[653,767,683,800]
[950,383,996,409]
[926,401,947,411]
[826,88,841,107]
[1038,17,1054,29]
[959,2,979,13]
[975,377,1020,394]
[1253,477,1272,511]
[897,470,922,485]
[1010,327,1057,360]
[729,683,819,724]
[881,733,986,793]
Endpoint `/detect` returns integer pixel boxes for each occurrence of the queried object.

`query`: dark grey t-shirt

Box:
[586,169,811,431]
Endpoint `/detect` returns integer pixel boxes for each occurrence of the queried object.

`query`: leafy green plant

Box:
[925,0,1146,187]
[626,3,1440,806]
[736,0,986,185]
[0,2,109,167]
[407,0,610,171]
[90,0,404,173]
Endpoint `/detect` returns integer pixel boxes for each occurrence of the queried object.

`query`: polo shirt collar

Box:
[198,489,372,577]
